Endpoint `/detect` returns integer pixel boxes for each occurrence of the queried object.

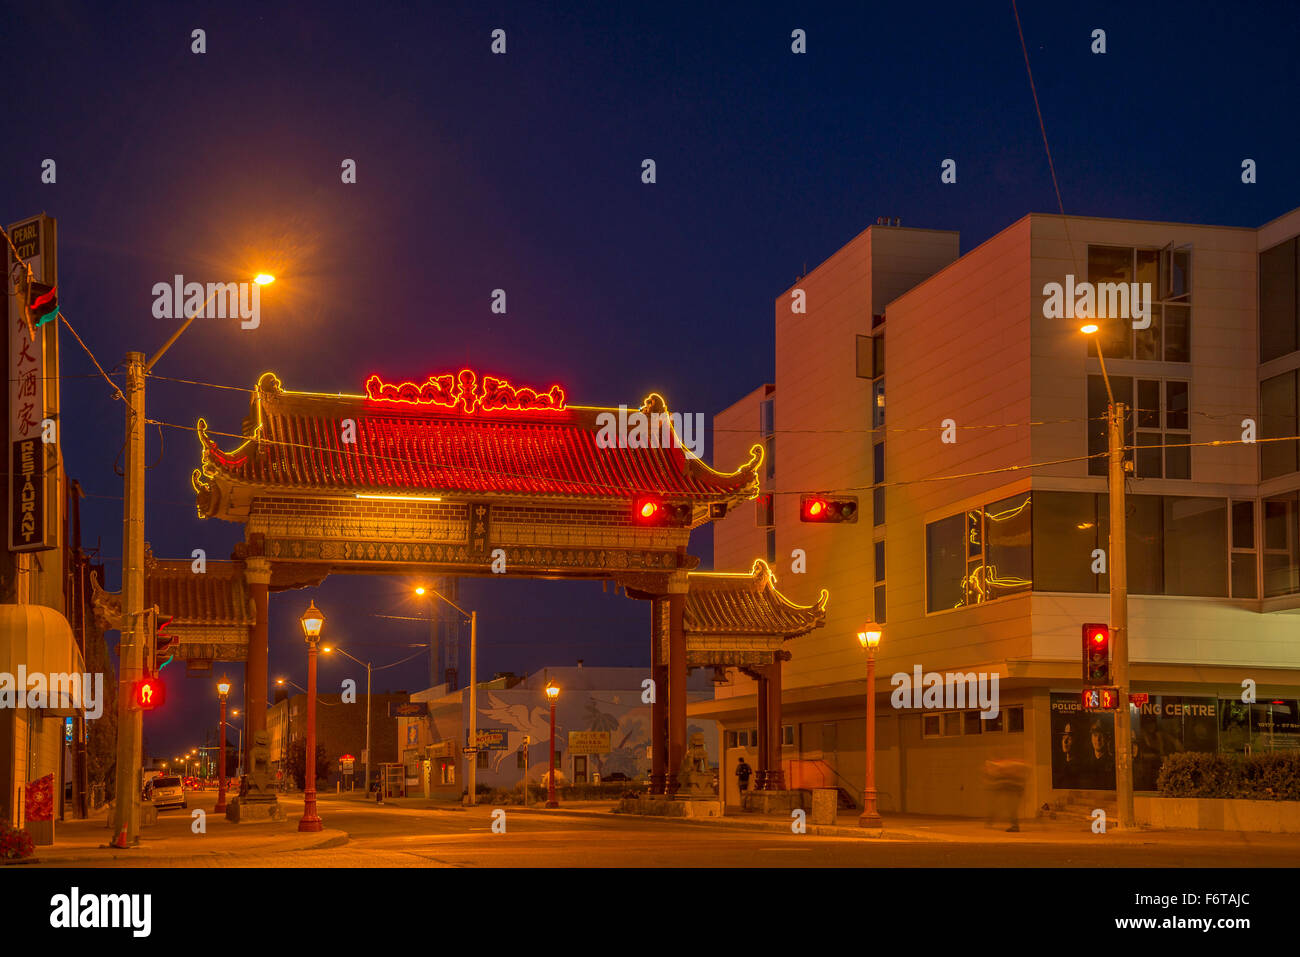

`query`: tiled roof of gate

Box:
[193,373,762,513]
[686,560,828,638]
[144,557,255,627]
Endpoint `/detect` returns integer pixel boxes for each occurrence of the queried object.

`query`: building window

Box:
[1261,370,1299,480]
[856,335,873,378]
[962,711,983,735]
[760,398,775,480]
[1163,497,1228,597]
[781,725,794,747]
[927,495,1032,612]
[766,528,776,565]
[873,539,886,624]
[1260,237,1299,363]
[1006,707,1024,733]
[1231,501,1258,598]
[1089,376,1190,479]
[476,750,490,769]
[982,711,1004,732]
[1086,244,1191,363]
[872,378,885,429]
[1263,494,1299,597]
[1033,491,1102,593]
[872,442,885,527]
[921,714,942,738]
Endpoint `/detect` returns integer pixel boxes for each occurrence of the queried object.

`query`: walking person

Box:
[983,758,1029,832]
[735,757,754,792]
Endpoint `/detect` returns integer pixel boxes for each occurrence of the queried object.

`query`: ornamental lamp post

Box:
[215,678,232,813]
[298,601,325,832]
[857,627,883,828]
[545,682,560,808]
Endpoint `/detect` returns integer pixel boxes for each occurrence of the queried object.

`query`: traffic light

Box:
[154,614,176,666]
[133,676,165,711]
[799,495,859,523]
[1082,623,1110,684]
[633,496,692,526]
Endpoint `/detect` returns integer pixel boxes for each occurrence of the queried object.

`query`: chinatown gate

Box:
[151,370,828,796]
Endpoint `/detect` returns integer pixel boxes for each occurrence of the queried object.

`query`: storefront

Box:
[1050,692,1300,793]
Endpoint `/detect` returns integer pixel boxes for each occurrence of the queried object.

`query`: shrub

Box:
[1157,751,1300,800]
[0,821,34,860]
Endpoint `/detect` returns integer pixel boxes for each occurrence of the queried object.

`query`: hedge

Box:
[1156,751,1300,800]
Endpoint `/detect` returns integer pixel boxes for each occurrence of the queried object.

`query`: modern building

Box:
[396,664,719,798]
[702,208,1300,818]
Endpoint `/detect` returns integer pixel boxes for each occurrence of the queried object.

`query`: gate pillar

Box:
[649,595,668,795]
[243,556,272,773]
[665,572,689,797]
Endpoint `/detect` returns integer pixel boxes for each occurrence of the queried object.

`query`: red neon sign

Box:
[365,371,567,414]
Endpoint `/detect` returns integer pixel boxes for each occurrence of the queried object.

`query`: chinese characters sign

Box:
[7,215,58,552]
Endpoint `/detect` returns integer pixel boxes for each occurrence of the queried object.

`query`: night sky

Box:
[2,0,1296,758]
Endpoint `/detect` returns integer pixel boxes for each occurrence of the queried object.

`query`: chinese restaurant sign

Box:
[7,215,59,552]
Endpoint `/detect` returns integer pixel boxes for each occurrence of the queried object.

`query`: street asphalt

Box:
[25,792,1300,868]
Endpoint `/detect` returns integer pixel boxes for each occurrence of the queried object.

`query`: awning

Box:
[0,603,88,717]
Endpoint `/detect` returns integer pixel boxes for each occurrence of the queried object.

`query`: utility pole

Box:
[467,610,478,805]
[364,659,371,799]
[1109,402,1134,828]
[109,352,146,846]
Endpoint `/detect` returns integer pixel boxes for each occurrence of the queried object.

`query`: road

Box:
[56,795,1300,868]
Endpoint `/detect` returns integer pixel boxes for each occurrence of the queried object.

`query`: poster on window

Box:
[1050,694,1116,790]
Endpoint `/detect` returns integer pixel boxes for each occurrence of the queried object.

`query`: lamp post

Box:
[545,682,560,808]
[215,678,232,813]
[324,645,372,797]
[298,601,324,832]
[1081,322,1134,829]
[857,627,883,827]
[415,584,477,805]
[109,273,275,848]
[230,710,244,776]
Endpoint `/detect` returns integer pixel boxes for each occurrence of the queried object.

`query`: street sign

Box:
[568,731,611,755]
[340,754,355,774]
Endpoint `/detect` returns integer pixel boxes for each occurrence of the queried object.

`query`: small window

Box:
[874,584,886,624]
[476,750,489,769]
[1006,707,1024,733]
[982,711,1005,732]
[781,725,794,747]
[856,335,873,379]
[872,379,885,429]
[874,540,885,583]
[725,731,738,749]
[942,712,963,736]
[962,711,983,735]
[922,714,942,738]
[766,528,776,565]
[872,336,885,378]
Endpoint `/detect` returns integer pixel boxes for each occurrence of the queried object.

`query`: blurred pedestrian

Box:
[984,758,1029,832]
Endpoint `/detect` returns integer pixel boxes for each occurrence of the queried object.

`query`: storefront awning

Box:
[0,603,88,716]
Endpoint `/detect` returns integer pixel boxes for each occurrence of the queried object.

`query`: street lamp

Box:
[857,627,883,827]
[298,600,325,832]
[545,682,560,809]
[215,678,232,813]
[324,645,373,798]
[416,584,478,806]
[1081,322,1134,828]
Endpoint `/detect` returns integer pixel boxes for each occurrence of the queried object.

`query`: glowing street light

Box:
[857,626,883,828]
[545,682,560,809]
[215,677,232,813]
[298,601,325,832]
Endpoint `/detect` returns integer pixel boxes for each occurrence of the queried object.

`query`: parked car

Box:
[146,775,188,811]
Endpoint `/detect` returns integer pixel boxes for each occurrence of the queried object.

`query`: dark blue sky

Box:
[3,0,1296,757]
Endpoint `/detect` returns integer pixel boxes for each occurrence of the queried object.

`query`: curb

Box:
[30,827,350,866]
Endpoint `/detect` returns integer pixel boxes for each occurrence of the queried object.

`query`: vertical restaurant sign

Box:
[8,215,58,551]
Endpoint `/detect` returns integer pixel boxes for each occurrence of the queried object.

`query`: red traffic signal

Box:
[133,676,165,711]
[799,495,859,523]
[633,496,692,526]
[1082,623,1110,685]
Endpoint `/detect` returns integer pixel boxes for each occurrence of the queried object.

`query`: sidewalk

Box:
[24,801,347,866]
